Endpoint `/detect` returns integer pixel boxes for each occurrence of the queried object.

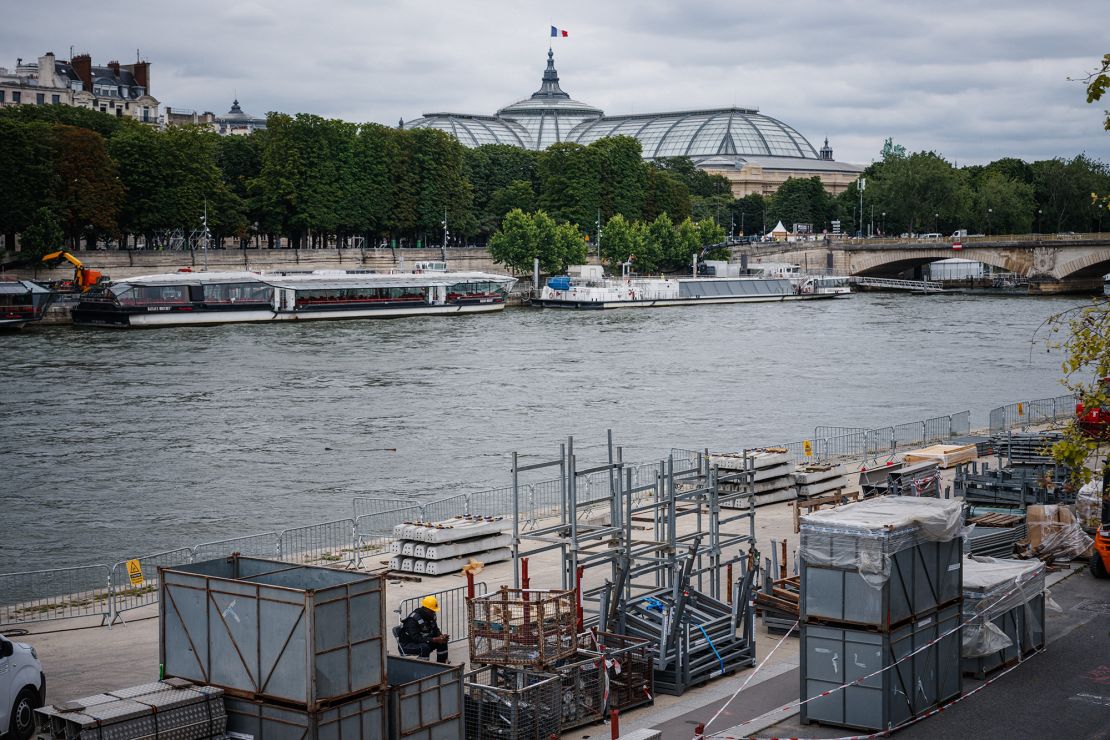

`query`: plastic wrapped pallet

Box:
[1076,478,1103,531]
[961,556,1045,661]
[800,497,964,627]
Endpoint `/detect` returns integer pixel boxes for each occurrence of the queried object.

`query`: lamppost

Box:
[934,212,938,234]
[882,211,887,237]
[595,209,602,257]
[870,204,874,238]
[987,208,993,237]
[740,211,745,237]
[1036,209,1042,234]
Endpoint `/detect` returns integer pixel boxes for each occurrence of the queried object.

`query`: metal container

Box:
[387,656,463,740]
[36,680,225,740]
[467,587,577,669]
[962,593,1044,678]
[551,651,608,730]
[224,693,386,740]
[800,605,961,731]
[462,666,561,740]
[801,538,962,627]
[159,556,386,709]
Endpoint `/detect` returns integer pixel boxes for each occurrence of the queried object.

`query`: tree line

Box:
[1,105,1107,261]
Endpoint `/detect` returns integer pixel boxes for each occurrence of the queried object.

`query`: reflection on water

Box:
[0,293,1079,570]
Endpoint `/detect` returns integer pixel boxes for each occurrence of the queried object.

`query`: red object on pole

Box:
[610,709,620,739]
[693,721,705,738]
[726,563,733,605]
[466,570,475,599]
[522,557,530,589]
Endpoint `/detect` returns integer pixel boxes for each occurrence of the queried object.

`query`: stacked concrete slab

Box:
[710,448,796,506]
[798,497,964,732]
[389,516,512,575]
[793,463,851,499]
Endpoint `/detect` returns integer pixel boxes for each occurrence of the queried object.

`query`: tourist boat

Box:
[0,278,56,329]
[70,269,516,328]
[533,265,847,309]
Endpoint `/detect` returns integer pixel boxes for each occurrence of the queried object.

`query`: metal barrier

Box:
[951,410,971,436]
[468,485,518,518]
[0,565,112,626]
[422,493,469,522]
[989,394,1076,434]
[191,532,279,561]
[277,518,356,567]
[110,547,194,623]
[353,496,416,519]
[395,582,488,646]
[893,421,925,449]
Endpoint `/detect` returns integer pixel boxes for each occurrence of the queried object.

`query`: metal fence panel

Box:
[110,547,194,621]
[892,421,925,450]
[0,565,112,626]
[396,583,487,646]
[813,426,866,440]
[950,411,971,436]
[422,494,469,523]
[468,485,517,518]
[191,532,279,561]
[923,415,950,443]
[354,496,416,519]
[531,479,563,520]
[1052,394,1077,422]
[278,518,355,567]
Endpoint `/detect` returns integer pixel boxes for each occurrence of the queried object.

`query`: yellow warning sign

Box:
[126,559,144,586]
[1017,402,1024,416]
[803,440,813,457]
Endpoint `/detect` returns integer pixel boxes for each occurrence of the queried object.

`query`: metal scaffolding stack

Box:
[506,433,758,698]
[956,461,1075,507]
[993,431,1063,466]
[799,497,964,732]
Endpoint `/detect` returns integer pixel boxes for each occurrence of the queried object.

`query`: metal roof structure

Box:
[403,50,859,173]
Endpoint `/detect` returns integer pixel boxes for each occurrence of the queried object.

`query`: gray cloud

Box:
[1,0,1106,165]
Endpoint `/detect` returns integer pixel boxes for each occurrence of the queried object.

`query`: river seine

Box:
[0,293,1084,571]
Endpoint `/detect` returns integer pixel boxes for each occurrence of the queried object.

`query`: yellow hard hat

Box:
[421,595,440,612]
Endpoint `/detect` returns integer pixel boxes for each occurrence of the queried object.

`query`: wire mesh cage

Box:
[463,666,561,740]
[468,586,578,668]
[580,631,655,712]
[550,652,607,730]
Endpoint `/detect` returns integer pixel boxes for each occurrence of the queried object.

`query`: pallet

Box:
[968,512,1024,528]
[792,488,861,533]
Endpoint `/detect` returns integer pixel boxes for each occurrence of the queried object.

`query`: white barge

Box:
[533,265,848,309]
[71,267,516,328]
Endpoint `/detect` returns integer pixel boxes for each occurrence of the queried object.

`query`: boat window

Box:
[203,282,273,303]
[117,284,191,305]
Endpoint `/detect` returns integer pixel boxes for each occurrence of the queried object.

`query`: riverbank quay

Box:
[4,409,1093,739]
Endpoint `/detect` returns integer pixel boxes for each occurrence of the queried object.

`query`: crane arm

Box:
[41,251,84,268]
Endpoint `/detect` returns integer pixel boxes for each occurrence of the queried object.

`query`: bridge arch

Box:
[1055,248,1110,279]
[849,248,1030,278]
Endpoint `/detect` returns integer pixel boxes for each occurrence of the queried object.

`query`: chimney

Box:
[70,54,92,91]
[129,60,150,94]
[108,60,121,78]
[37,52,56,88]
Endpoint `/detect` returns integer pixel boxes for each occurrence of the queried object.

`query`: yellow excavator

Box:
[41,251,107,292]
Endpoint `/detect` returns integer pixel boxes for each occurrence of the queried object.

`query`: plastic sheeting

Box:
[1076,477,1103,531]
[799,497,964,586]
[961,555,1045,659]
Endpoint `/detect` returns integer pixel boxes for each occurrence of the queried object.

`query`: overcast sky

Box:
[3,0,1108,166]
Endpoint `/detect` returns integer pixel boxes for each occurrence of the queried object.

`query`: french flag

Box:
[550,26,568,37]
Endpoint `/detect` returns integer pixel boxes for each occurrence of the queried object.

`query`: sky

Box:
[2,0,1108,166]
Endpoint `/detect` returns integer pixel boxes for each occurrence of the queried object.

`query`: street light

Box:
[934,212,938,234]
[882,211,886,237]
[1037,209,1042,234]
[987,208,993,237]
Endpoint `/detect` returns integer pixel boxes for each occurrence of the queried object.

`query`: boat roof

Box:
[112,270,515,289]
[0,279,52,294]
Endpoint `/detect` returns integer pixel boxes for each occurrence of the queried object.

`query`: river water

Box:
[0,293,1081,572]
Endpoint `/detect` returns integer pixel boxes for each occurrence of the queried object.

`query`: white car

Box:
[0,635,45,740]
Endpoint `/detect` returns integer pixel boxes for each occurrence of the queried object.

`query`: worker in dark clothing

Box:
[399,595,449,663]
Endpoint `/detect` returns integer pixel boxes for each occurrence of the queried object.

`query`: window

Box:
[12,91,21,103]
[0,91,5,103]
[51,94,60,105]
[36,93,44,105]
[142,107,150,122]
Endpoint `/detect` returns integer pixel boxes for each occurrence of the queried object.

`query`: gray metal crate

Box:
[36,681,225,740]
[800,605,961,731]
[224,692,386,740]
[387,656,463,740]
[159,556,386,709]
[801,536,962,628]
[962,592,1044,678]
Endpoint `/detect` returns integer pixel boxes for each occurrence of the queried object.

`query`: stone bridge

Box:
[735,234,1110,292]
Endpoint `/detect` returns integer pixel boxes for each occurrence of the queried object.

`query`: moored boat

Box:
[71,269,516,328]
[533,265,848,309]
[0,278,56,329]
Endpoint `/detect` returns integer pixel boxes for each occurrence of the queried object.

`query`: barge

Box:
[71,269,515,328]
[533,265,847,309]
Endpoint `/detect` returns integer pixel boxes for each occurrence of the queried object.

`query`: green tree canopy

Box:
[20,207,64,259]
[488,209,587,274]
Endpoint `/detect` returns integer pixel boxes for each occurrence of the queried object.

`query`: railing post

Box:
[464,493,471,517]
[528,484,537,521]
[921,421,926,444]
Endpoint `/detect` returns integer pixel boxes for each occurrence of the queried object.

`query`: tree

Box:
[482,181,535,235]
[537,142,602,229]
[487,209,586,274]
[970,172,1035,235]
[1078,52,1110,131]
[0,120,56,250]
[592,135,647,221]
[19,207,63,259]
[465,145,539,236]
[1046,299,1110,486]
[731,193,766,237]
[643,167,691,222]
[0,103,130,139]
[766,177,833,233]
[867,152,969,235]
[599,213,641,268]
[52,125,124,248]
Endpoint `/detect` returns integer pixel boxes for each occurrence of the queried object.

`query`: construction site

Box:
[2,397,1108,740]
